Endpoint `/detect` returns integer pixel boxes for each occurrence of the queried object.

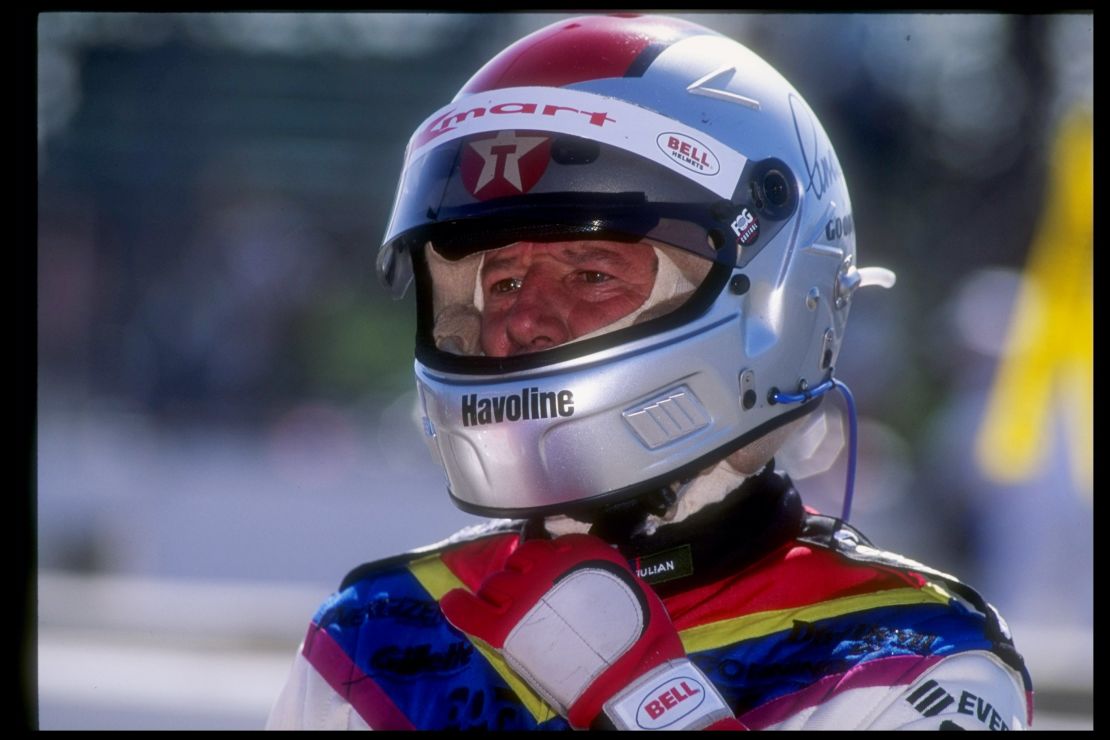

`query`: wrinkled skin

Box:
[478,240,657,357]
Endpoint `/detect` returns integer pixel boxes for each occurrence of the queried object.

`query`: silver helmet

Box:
[377,14,894,518]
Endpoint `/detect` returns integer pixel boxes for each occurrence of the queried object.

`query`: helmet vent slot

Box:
[622,386,711,450]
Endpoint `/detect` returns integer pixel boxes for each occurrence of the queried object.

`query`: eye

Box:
[579,271,611,284]
[490,277,523,294]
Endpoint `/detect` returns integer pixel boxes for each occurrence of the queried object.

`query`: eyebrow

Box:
[557,246,632,267]
[481,244,642,276]
[481,252,522,275]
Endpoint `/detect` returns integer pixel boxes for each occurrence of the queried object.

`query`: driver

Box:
[267,13,1032,731]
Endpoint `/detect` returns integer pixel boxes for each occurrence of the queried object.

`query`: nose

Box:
[504,276,570,353]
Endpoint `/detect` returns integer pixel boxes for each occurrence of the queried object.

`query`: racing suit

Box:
[266,465,1033,730]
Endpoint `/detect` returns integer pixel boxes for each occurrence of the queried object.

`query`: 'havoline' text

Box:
[461,388,574,427]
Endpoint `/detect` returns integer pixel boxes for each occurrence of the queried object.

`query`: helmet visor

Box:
[423,238,714,358]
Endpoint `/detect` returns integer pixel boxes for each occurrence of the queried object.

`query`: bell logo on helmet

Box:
[461,131,552,200]
[461,388,574,427]
[657,132,720,175]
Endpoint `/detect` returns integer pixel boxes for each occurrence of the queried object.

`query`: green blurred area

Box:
[298,290,416,400]
[38,13,1092,433]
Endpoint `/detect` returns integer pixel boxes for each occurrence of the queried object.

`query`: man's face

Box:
[477,240,658,357]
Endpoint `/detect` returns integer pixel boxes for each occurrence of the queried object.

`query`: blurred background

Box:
[33,12,1092,730]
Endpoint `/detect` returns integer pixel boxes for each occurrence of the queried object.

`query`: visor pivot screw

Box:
[806,287,820,309]
[729,274,750,295]
[739,369,757,411]
[763,170,790,207]
[820,328,836,370]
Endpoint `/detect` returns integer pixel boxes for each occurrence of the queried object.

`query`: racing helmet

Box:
[377,14,894,518]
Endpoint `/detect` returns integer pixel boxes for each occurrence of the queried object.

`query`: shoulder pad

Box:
[798,512,1028,680]
[339,518,524,590]
[800,513,962,582]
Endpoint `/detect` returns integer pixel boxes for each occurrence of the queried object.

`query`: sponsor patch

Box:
[636,676,707,729]
[607,661,730,731]
[731,207,760,247]
[786,619,938,653]
[905,680,1012,730]
[461,387,574,427]
[460,130,552,200]
[321,594,443,629]
[657,132,720,175]
[631,545,693,585]
[406,86,748,199]
[824,213,854,242]
[370,640,474,678]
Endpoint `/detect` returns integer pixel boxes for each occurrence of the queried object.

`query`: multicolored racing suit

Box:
[266,469,1033,730]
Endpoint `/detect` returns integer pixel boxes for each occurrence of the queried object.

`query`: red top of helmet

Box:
[459,14,714,95]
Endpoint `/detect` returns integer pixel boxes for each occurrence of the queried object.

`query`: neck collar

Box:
[525,463,806,595]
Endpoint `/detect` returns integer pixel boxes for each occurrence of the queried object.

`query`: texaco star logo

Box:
[460,130,552,201]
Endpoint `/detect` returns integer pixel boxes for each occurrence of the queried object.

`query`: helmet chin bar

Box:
[442,396,822,520]
[770,377,858,522]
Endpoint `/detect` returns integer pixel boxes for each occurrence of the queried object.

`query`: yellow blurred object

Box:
[975,108,1093,497]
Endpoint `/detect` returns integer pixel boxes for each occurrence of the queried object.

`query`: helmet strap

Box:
[770,377,859,522]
